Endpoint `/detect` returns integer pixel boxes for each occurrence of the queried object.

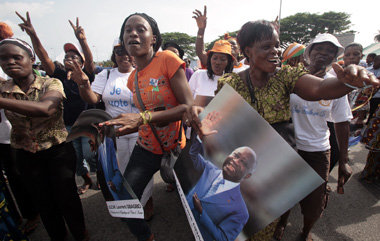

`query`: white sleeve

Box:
[329,95,353,123]
[188,70,200,99]
[91,69,108,95]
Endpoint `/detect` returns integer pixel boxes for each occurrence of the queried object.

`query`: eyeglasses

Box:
[114,47,128,56]
[64,55,81,61]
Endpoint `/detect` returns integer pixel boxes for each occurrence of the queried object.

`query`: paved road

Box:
[29,143,380,241]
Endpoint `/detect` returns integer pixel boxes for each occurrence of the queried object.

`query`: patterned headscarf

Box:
[282,43,305,65]
[0,38,35,58]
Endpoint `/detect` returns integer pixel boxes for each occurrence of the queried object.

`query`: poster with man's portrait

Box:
[174,84,324,241]
[67,109,143,219]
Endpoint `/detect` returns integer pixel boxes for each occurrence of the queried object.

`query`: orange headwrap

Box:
[0,22,14,40]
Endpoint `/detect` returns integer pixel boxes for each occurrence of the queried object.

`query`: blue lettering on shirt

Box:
[110,86,122,95]
[291,105,326,117]
[108,99,129,107]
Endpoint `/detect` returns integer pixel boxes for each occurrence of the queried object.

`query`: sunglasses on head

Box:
[114,47,128,56]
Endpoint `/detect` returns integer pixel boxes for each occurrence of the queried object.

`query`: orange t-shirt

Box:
[127,50,186,154]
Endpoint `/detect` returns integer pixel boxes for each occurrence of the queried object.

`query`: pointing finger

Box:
[332,63,345,80]
[346,64,358,79]
[76,17,79,27]
[204,5,207,16]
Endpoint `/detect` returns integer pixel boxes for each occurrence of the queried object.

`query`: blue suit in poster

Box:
[186,138,252,241]
[98,137,132,201]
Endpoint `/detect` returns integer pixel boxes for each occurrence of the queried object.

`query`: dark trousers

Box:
[123,144,162,241]
[12,142,86,241]
[0,144,38,221]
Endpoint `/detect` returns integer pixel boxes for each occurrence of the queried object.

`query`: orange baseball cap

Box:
[207,40,236,61]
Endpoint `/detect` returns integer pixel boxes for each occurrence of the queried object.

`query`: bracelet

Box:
[144,110,152,124]
[343,82,358,90]
[79,80,90,89]
[139,110,152,125]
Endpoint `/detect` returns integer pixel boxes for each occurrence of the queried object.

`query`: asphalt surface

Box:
[28,143,380,241]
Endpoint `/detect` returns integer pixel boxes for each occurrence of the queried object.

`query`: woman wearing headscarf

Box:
[16,12,96,194]
[0,38,88,240]
[185,20,379,241]
[88,13,193,241]
[282,42,306,67]
[0,21,40,235]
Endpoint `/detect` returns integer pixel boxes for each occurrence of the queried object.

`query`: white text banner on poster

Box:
[106,199,144,219]
[174,170,204,241]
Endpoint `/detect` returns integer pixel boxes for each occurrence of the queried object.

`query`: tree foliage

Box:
[375,30,380,42]
[161,32,197,59]
[280,12,353,45]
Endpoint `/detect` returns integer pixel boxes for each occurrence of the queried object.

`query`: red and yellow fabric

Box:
[282,43,306,65]
[127,50,186,154]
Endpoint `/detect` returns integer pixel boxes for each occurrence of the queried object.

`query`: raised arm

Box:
[67,60,101,104]
[69,17,95,74]
[16,11,55,76]
[294,63,380,101]
[193,6,208,67]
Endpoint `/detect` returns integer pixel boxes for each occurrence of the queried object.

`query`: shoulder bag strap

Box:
[106,69,111,80]
[245,70,257,105]
[134,72,183,153]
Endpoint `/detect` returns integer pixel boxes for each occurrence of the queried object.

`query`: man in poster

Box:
[186,112,257,241]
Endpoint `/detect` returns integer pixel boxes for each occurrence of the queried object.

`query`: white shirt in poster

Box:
[290,73,352,152]
[188,69,221,99]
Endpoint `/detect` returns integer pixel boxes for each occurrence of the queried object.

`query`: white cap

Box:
[304,33,344,63]
[63,42,85,62]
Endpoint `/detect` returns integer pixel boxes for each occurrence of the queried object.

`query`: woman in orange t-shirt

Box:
[98,13,193,241]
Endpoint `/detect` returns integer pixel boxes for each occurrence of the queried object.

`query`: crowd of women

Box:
[0,5,379,241]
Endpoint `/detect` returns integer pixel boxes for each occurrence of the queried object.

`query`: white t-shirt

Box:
[0,71,11,144]
[0,109,11,144]
[290,73,352,152]
[91,68,139,137]
[233,59,249,73]
[188,69,221,98]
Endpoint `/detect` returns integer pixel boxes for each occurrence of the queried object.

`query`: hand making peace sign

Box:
[69,17,86,41]
[15,11,37,37]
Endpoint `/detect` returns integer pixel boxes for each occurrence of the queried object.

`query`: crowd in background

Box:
[0,5,379,241]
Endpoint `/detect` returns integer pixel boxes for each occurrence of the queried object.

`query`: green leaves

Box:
[161,32,197,59]
[280,11,353,46]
